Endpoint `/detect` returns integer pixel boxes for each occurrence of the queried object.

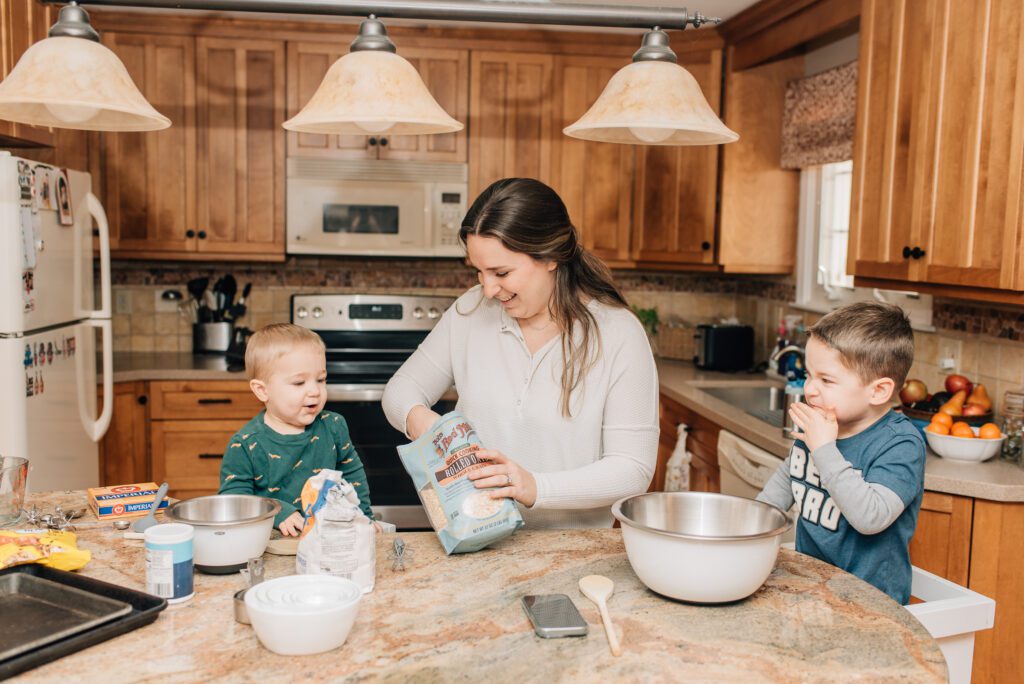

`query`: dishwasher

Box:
[717,430,795,543]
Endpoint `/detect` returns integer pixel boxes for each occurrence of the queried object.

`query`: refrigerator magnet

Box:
[34,167,55,211]
[57,170,73,226]
[22,270,35,314]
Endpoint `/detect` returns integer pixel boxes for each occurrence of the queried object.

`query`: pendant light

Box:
[0,3,169,131]
[564,27,738,146]
[283,15,462,136]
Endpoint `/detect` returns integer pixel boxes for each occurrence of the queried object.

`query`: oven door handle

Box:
[326,385,386,401]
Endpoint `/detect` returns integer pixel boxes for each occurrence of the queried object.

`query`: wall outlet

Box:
[114,290,131,315]
[939,357,956,370]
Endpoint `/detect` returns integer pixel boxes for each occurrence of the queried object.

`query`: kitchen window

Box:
[793,160,934,330]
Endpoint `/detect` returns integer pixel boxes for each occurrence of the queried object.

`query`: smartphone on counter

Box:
[521,594,588,638]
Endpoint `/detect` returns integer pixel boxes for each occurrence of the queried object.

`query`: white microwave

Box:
[286,158,467,257]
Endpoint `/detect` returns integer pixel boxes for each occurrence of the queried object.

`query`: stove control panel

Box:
[292,294,456,331]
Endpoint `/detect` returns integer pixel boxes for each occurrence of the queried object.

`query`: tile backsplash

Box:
[111,257,1024,416]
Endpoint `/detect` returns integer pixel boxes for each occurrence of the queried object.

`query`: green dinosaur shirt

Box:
[218,410,372,527]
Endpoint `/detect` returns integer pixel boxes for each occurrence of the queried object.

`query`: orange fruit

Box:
[979,423,1002,439]
[925,422,950,435]
[950,422,975,438]
[930,413,954,428]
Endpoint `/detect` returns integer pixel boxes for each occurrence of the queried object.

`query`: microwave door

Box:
[287,179,428,255]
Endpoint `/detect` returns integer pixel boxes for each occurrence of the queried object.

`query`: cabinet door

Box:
[469,51,554,199]
[285,40,375,159]
[380,47,468,163]
[0,0,54,146]
[149,380,263,420]
[151,420,239,500]
[102,33,196,254]
[97,382,149,486]
[688,440,721,494]
[908,491,973,586]
[552,55,635,267]
[195,37,285,259]
[631,49,722,267]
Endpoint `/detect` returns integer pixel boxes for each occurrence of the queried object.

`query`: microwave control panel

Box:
[432,184,466,250]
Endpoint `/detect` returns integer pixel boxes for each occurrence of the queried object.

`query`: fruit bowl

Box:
[903,405,994,426]
[925,426,1006,463]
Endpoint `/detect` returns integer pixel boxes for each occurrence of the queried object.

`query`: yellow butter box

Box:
[87,482,169,520]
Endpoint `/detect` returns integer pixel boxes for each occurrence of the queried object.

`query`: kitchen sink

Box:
[700,385,786,427]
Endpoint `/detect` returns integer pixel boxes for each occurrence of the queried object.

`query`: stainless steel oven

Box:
[292,293,456,529]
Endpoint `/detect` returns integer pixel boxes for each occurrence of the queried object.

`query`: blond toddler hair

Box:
[244,323,325,381]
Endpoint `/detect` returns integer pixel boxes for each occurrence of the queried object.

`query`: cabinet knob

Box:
[186,229,196,238]
[198,230,207,240]
[137,395,148,406]
[379,137,389,147]
[368,137,378,146]
[911,246,926,259]
[902,246,912,259]
[701,241,711,251]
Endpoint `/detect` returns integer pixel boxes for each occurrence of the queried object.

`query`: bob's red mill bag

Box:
[397,411,523,554]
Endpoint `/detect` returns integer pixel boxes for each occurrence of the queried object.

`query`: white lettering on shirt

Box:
[820,497,841,531]
[802,488,825,524]
[790,446,807,479]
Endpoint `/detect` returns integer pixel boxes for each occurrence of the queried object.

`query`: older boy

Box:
[757,302,925,603]
[218,324,373,535]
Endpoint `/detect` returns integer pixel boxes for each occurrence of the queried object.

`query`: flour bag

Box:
[295,469,375,593]
[397,411,523,554]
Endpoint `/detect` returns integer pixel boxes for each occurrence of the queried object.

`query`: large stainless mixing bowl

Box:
[167,495,281,574]
[612,492,791,603]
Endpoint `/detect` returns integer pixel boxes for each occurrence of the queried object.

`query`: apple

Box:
[963,404,989,417]
[945,374,973,397]
[899,379,928,405]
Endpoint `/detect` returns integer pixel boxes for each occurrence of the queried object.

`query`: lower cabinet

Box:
[656,393,721,494]
[100,380,260,499]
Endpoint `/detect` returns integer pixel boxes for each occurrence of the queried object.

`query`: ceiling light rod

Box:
[41,0,717,31]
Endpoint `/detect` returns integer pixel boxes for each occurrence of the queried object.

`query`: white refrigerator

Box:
[0,152,112,493]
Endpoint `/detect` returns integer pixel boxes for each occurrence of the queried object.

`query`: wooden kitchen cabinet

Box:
[286,41,469,163]
[97,382,149,486]
[469,51,554,199]
[101,32,285,261]
[0,0,54,147]
[551,55,635,267]
[630,49,723,269]
[908,491,973,587]
[195,37,285,257]
[151,419,241,500]
[850,0,1024,301]
[657,393,721,494]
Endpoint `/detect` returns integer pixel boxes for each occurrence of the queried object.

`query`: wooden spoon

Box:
[579,574,621,656]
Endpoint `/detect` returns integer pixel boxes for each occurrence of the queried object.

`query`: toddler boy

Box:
[757,302,925,603]
[218,323,373,535]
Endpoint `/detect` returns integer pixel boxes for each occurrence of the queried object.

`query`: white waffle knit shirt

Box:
[382,286,660,529]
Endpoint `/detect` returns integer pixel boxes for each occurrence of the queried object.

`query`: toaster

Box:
[693,324,755,372]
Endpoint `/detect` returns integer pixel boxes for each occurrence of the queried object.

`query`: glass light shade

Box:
[0,37,170,131]
[564,60,738,146]
[283,50,462,135]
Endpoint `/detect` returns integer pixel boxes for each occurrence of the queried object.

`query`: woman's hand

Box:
[788,401,838,452]
[468,449,537,508]
[278,511,305,537]
[406,404,442,441]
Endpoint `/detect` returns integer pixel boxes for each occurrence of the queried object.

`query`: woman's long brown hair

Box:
[459,178,629,416]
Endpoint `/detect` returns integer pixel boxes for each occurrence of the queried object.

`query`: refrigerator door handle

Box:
[85,192,112,319]
[78,319,113,442]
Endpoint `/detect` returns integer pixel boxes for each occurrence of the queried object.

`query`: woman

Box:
[382,178,658,528]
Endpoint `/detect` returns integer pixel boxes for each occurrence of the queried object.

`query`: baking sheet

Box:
[0,573,132,661]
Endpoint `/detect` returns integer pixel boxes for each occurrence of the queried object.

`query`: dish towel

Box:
[663,423,691,492]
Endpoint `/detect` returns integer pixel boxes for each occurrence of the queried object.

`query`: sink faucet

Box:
[770,344,804,363]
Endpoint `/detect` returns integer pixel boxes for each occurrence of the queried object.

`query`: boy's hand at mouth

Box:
[788,401,838,452]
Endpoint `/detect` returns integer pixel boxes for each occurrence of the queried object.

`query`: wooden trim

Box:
[726,0,860,71]
[106,249,286,262]
[853,275,1024,306]
[718,0,821,44]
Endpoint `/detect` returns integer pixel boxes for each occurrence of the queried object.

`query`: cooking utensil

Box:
[166,495,280,574]
[579,575,621,657]
[225,282,251,322]
[222,275,237,314]
[234,557,266,624]
[612,492,791,603]
[132,482,168,533]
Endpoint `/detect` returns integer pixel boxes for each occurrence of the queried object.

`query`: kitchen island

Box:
[12,491,945,683]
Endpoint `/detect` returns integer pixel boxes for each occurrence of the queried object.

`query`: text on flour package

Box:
[397,411,523,554]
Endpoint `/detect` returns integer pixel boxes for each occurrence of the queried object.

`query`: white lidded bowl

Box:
[245,574,363,656]
[166,495,280,574]
[612,492,792,603]
[925,426,1006,463]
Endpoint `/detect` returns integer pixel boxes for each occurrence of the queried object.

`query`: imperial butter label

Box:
[87,482,170,520]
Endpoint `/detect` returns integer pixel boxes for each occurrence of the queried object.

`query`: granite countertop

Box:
[12,491,944,683]
[656,359,1024,503]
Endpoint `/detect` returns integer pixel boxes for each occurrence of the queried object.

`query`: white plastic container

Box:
[905,566,996,684]
[245,574,362,656]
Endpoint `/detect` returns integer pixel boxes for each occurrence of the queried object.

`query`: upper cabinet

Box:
[286,42,468,163]
[469,51,554,199]
[0,0,53,147]
[850,0,1024,301]
[631,50,722,269]
[101,32,285,261]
